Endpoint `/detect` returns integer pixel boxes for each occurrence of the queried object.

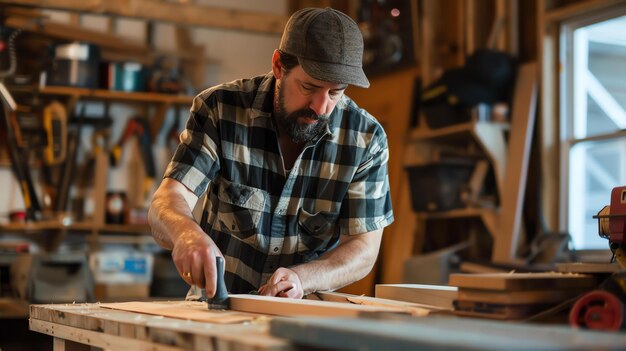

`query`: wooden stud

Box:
[493,62,538,263]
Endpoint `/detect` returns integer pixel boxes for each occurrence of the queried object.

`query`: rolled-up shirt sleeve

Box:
[164,93,221,197]
[339,125,394,235]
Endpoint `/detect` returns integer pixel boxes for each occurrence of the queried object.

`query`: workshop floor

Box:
[0,319,52,351]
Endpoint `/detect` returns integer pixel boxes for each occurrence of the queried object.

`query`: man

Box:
[148,7,393,299]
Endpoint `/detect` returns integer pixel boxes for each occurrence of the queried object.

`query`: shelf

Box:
[38,86,194,105]
[0,220,89,232]
[3,0,287,35]
[417,207,498,220]
[97,224,151,234]
[0,221,150,234]
[408,121,509,142]
[406,120,509,202]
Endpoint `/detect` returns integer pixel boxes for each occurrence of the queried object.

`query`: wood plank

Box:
[375,284,457,310]
[556,262,620,273]
[30,303,289,350]
[229,294,409,318]
[344,295,439,316]
[493,62,538,263]
[453,300,550,320]
[448,272,597,291]
[100,301,255,324]
[456,287,585,304]
[5,15,149,54]
[37,86,193,105]
[31,319,187,351]
[0,0,288,34]
[308,291,441,315]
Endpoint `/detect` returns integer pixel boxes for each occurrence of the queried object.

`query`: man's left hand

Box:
[258,267,304,299]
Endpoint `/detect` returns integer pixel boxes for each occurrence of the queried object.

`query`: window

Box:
[561,12,626,249]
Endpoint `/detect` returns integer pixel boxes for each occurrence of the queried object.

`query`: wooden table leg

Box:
[53,337,65,351]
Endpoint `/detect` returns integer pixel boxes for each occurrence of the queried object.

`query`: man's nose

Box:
[309,92,330,116]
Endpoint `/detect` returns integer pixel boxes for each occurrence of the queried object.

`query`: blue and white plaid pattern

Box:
[165,72,394,293]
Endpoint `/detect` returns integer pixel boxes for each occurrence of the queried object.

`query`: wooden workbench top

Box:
[29,301,290,351]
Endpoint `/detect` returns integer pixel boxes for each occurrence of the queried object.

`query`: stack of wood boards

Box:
[374,284,458,310]
[448,272,598,320]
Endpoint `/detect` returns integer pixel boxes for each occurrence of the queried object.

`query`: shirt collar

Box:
[250,71,276,119]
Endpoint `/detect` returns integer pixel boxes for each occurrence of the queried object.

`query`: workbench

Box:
[29,301,289,351]
[30,298,626,351]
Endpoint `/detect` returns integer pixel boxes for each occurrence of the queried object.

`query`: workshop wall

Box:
[0,0,287,220]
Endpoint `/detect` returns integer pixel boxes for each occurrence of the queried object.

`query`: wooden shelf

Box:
[97,224,151,234]
[408,121,509,142]
[38,86,194,105]
[2,0,288,35]
[0,221,150,234]
[0,220,90,232]
[417,207,498,220]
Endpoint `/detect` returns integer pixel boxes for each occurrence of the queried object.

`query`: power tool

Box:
[569,186,626,331]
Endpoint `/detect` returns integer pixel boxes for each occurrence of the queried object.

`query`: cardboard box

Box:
[94,283,149,301]
[89,251,153,284]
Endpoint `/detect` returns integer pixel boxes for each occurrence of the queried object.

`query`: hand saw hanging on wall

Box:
[0,82,42,221]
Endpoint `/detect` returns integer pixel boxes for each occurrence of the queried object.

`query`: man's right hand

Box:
[171,229,223,298]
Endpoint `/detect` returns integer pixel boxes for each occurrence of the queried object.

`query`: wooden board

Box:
[307,291,440,316]
[229,294,409,318]
[556,262,620,274]
[30,302,288,350]
[493,62,538,263]
[448,272,597,291]
[2,0,288,34]
[270,314,626,351]
[345,296,438,317]
[100,301,255,324]
[375,284,458,309]
[456,288,586,304]
[453,300,552,320]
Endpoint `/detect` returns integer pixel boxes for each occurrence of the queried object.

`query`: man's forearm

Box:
[148,180,202,250]
[291,229,383,295]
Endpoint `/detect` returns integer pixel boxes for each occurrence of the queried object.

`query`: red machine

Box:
[594,186,626,268]
[569,186,626,331]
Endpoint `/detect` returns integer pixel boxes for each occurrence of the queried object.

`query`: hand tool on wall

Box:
[42,100,67,165]
[0,82,41,221]
[54,104,85,212]
[110,115,156,201]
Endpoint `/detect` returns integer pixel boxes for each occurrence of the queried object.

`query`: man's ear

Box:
[272,50,283,79]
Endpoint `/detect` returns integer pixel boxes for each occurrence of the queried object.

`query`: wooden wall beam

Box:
[0,0,288,35]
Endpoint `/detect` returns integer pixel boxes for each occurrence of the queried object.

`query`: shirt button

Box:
[273,246,279,252]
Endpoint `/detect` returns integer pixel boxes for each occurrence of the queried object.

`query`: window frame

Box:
[559,6,626,250]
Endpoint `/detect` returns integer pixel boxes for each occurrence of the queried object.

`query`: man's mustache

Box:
[292,108,326,121]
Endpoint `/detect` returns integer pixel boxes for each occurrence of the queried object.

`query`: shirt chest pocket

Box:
[297,208,339,258]
[214,180,267,246]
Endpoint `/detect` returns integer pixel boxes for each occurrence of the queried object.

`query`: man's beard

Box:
[275,80,330,144]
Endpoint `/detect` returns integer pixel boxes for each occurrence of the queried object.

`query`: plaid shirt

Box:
[164,72,394,293]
